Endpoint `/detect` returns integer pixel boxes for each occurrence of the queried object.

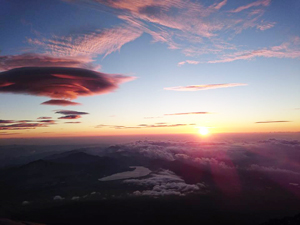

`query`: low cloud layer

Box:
[164,83,247,91]
[125,170,206,197]
[0,67,135,100]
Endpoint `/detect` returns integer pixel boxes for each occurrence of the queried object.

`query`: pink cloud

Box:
[58,115,81,119]
[229,0,271,13]
[164,83,247,91]
[0,53,98,71]
[28,26,143,58]
[177,60,200,66]
[208,40,300,63]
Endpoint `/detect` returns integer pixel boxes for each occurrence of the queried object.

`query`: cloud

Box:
[247,164,300,175]
[125,170,206,196]
[256,21,276,30]
[229,0,271,13]
[52,0,273,63]
[0,67,135,100]
[0,120,15,124]
[65,121,81,124]
[41,99,81,106]
[213,0,227,10]
[96,123,195,129]
[0,132,21,135]
[208,39,300,63]
[177,60,200,66]
[0,122,50,130]
[37,117,52,119]
[164,83,247,91]
[164,112,211,116]
[28,25,143,58]
[55,110,89,115]
[58,115,81,119]
[255,121,291,123]
[0,53,98,71]
[38,120,56,123]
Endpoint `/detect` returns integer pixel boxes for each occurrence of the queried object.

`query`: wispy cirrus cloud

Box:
[164,83,247,91]
[57,0,274,62]
[41,99,81,106]
[28,25,143,58]
[177,60,200,66]
[255,121,291,124]
[0,67,135,102]
[208,39,300,63]
[229,0,271,13]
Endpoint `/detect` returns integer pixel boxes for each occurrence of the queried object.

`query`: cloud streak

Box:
[165,83,247,91]
[164,112,211,116]
[96,123,196,129]
[229,0,271,13]
[58,115,81,119]
[255,121,291,124]
[208,39,300,63]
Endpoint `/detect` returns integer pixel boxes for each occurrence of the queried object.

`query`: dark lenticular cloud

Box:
[58,115,81,120]
[55,110,89,115]
[0,120,15,124]
[38,120,56,123]
[255,121,291,123]
[41,99,81,106]
[37,117,52,119]
[65,121,81,124]
[0,67,135,99]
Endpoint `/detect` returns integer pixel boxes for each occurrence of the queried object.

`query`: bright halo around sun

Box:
[198,127,209,136]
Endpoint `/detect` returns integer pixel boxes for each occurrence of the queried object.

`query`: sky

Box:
[0,0,299,138]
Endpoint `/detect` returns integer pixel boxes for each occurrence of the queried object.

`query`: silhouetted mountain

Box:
[261,213,300,225]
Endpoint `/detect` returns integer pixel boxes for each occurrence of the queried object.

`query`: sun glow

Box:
[198,127,209,136]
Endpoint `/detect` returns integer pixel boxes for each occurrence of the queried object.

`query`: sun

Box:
[198,127,209,136]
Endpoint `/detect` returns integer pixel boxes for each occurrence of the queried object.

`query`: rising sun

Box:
[198,127,209,136]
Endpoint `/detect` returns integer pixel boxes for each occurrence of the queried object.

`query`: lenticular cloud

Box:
[0,67,135,103]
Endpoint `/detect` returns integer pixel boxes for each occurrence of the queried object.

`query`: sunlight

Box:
[198,127,209,136]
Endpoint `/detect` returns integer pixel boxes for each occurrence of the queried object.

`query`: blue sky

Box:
[0,0,299,137]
